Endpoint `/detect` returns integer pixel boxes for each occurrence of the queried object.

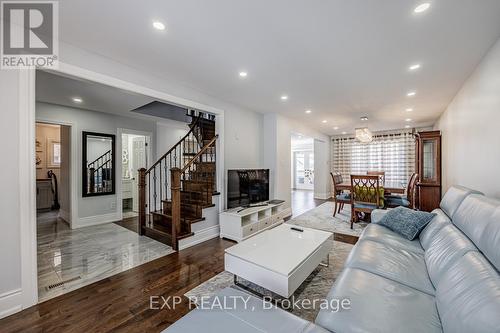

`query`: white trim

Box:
[17,69,38,313]
[58,209,71,223]
[74,212,122,229]
[0,289,23,319]
[314,192,332,200]
[178,225,221,250]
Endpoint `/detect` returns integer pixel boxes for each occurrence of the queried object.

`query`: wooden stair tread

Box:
[151,211,206,224]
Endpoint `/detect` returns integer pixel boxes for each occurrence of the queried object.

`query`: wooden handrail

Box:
[87,149,112,168]
[146,114,202,174]
[181,135,218,173]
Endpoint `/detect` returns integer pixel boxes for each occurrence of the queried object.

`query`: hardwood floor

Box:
[0,237,234,333]
[291,189,331,218]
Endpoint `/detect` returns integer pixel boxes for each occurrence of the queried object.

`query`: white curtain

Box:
[331,130,416,184]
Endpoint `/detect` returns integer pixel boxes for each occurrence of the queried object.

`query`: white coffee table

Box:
[224,223,333,298]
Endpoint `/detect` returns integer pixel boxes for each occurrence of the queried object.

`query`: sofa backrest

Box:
[419,209,451,250]
[439,185,483,219]
[452,194,500,271]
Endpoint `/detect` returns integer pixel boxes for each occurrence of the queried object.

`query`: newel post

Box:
[170,167,182,251]
[138,168,146,235]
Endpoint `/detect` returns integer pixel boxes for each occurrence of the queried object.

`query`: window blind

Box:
[331,130,416,184]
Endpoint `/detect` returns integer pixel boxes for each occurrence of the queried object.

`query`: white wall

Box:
[435,38,500,199]
[156,120,189,159]
[0,71,23,314]
[264,113,331,208]
[36,102,156,226]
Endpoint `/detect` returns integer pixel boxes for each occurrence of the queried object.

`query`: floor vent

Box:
[47,276,81,290]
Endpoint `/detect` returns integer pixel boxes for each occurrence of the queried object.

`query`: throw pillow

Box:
[378,206,436,240]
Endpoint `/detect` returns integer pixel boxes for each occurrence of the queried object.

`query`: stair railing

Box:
[170,135,218,248]
[138,114,202,241]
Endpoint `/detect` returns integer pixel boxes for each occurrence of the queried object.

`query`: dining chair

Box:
[330,172,350,217]
[386,173,419,209]
[367,171,385,186]
[350,175,383,229]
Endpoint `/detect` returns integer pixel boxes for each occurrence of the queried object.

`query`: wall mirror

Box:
[82,132,116,197]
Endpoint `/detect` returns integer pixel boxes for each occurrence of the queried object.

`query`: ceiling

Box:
[36,71,155,116]
[56,0,500,134]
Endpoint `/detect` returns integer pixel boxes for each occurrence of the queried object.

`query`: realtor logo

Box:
[1,1,58,69]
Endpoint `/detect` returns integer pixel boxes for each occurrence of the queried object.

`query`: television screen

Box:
[227,169,269,209]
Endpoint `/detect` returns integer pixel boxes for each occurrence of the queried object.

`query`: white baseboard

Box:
[0,289,23,319]
[314,192,332,200]
[179,225,220,250]
[74,212,121,229]
[58,209,71,223]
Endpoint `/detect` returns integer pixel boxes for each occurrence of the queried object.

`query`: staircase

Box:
[138,112,218,250]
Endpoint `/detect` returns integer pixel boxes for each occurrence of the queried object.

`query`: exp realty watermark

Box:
[1,1,58,69]
[150,295,351,313]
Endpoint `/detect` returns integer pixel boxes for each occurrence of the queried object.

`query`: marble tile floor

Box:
[37,211,175,302]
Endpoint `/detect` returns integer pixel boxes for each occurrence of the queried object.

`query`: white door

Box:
[294,151,314,190]
[131,136,147,212]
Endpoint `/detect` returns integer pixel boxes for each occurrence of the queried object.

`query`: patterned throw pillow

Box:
[378,206,436,240]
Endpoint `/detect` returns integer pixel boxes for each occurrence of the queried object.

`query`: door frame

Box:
[18,61,226,310]
[117,128,153,220]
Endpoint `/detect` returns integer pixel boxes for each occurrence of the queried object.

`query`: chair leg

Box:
[333,201,338,217]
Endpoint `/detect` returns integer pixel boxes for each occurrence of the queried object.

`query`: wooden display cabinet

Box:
[415,131,442,212]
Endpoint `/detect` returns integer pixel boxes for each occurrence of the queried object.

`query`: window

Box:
[331,130,415,184]
[47,139,61,168]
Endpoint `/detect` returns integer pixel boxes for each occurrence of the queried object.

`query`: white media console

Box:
[220,201,292,242]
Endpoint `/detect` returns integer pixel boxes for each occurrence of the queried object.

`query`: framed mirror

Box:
[82,132,116,197]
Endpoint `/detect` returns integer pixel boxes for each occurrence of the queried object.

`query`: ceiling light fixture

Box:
[239,71,248,78]
[342,131,347,135]
[333,126,339,130]
[414,3,431,14]
[360,116,369,121]
[355,127,373,143]
[409,63,421,71]
[152,21,166,30]
[280,95,288,101]
[405,125,411,128]
[407,91,416,97]
[72,97,83,103]
[305,109,312,114]
[322,120,327,123]
[405,118,412,122]
[406,108,414,112]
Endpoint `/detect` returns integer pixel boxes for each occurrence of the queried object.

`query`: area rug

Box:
[184,240,353,321]
[288,201,367,237]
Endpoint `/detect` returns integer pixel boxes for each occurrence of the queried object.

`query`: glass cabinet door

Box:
[421,138,439,184]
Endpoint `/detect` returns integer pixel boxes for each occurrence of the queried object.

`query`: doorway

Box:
[291,133,314,190]
[121,132,150,219]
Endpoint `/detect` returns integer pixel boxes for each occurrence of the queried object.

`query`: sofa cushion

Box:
[378,206,436,240]
[419,209,451,250]
[425,224,478,287]
[452,194,500,270]
[360,223,424,254]
[345,239,434,295]
[436,252,500,333]
[165,287,330,333]
[439,185,482,219]
[315,268,442,333]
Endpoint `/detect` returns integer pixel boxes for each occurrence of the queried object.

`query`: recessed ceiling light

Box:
[405,118,412,122]
[322,120,327,123]
[414,3,431,14]
[360,116,369,121]
[153,21,166,30]
[281,95,288,100]
[405,125,411,128]
[72,97,83,103]
[409,63,421,71]
[407,91,416,97]
[305,109,312,114]
[406,108,414,112]
[239,71,248,78]
[342,131,347,135]
[333,126,339,130]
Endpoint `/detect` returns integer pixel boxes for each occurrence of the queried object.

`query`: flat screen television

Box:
[227,169,269,209]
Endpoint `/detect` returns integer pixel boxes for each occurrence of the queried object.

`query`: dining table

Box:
[336,181,406,194]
